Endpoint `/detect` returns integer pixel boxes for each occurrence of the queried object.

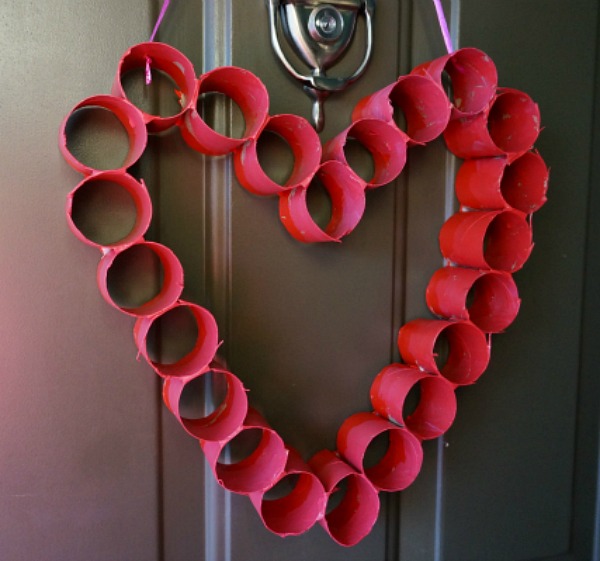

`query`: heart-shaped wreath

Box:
[59,41,547,546]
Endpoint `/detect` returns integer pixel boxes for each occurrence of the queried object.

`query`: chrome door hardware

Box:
[267,0,375,131]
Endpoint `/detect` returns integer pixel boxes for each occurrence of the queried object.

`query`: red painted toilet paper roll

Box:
[201,408,288,494]
[162,364,248,442]
[248,448,326,537]
[59,94,148,175]
[456,152,548,213]
[444,88,541,159]
[112,42,197,132]
[66,171,152,251]
[322,118,408,188]
[426,266,521,333]
[336,412,423,492]
[279,160,367,243]
[180,66,269,156]
[133,300,219,377]
[499,151,549,213]
[233,113,322,196]
[397,319,490,385]
[455,157,510,210]
[439,209,533,272]
[308,449,380,547]
[97,241,184,317]
[351,74,451,145]
[412,47,498,117]
[370,363,457,440]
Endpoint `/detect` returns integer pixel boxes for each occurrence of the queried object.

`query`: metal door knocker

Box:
[267,0,375,131]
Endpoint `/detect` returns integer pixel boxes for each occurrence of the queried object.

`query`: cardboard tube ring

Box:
[336,412,423,492]
[162,364,248,442]
[397,319,490,385]
[233,113,322,195]
[59,94,148,175]
[351,75,451,145]
[501,151,549,213]
[439,209,533,272]
[248,448,326,537]
[308,450,380,547]
[323,118,408,189]
[66,171,152,251]
[370,363,457,440]
[181,66,269,156]
[455,157,510,210]
[444,88,541,159]
[278,160,367,243]
[133,300,219,377]
[97,241,184,317]
[412,47,498,117]
[426,266,521,333]
[201,408,288,494]
[456,152,548,214]
[112,42,197,132]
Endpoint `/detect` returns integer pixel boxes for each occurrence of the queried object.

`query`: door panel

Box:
[0,3,162,561]
[441,3,598,560]
[1,1,599,560]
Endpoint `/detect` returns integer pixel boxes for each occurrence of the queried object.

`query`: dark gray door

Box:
[1,1,598,560]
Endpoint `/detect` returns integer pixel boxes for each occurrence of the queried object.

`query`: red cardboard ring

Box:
[412,47,498,117]
[59,94,148,175]
[351,74,451,144]
[201,408,288,494]
[439,209,533,272]
[248,448,326,537]
[370,363,457,440]
[112,42,197,132]
[322,118,408,189]
[398,319,490,385]
[426,266,521,333]
[308,450,380,547]
[279,160,367,243]
[133,300,219,377]
[233,113,322,195]
[456,152,548,213]
[336,412,423,492]
[181,66,269,155]
[444,88,541,159]
[500,151,549,213]
[97,241,184,317]
[66,171,152,251]
[455,157,510,210]
[162,364,248,442]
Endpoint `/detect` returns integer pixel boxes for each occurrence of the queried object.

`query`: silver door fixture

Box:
[266,0,375,132]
